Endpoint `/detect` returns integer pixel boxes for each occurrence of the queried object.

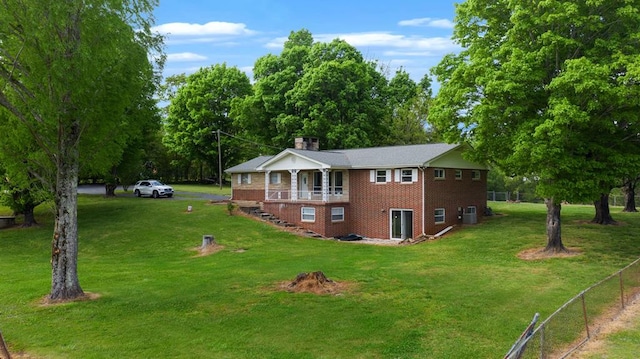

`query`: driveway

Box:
[77,184,229,201]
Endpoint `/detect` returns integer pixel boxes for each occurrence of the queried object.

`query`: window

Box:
[313,171,323,194]
[370,169,391,183]
[435,208,445,224]
[331,171,343,194]
[269,172,281,184]
[455,170,462,180]
[434,168,445,179]
[301,207,316,222]
[376,170,388,183]
[472,170,481,180]
[331,207,344,222]
[239,173,251,184]
[401,169,413,183]
[467,206,477,214]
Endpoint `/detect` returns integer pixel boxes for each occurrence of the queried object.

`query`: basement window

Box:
[301,207,316,222]
[331,207,345,222]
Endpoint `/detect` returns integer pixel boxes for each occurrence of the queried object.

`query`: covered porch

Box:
[264,169,348,203]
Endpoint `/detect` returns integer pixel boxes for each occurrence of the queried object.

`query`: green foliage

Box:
[387,69,436,145]
[430,0,640,203]
[232,29,394,150]
[163,64,252,180]
[1,198,639,357]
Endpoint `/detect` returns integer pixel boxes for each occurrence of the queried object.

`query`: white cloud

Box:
[265,36,287,49]
[265,32,459,57]
[167,52,207,62]
[322,32,458,52]
[153,21,257,37]
[398,17,454,29]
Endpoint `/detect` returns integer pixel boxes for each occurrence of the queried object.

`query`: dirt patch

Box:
[192,244,224,257]
[279,271,350,295]
[517,247,582,260]
[565,292,640,358]
[39,292,101,306]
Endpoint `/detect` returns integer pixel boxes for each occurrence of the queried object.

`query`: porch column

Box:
[322,169,329,202]
[289,169,299,201]
[264,170,270,200]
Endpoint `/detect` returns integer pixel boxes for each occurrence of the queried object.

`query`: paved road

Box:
[77,184,229,201]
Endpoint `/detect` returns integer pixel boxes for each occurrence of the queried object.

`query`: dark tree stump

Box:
[287,271,335,292]
[202,235,215,248]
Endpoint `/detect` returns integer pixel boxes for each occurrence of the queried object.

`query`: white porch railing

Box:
[266,189,348,202]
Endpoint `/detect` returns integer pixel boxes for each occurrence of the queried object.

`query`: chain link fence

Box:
[487,191,541,203]
[488,191,640,207]
[508,258,640,358]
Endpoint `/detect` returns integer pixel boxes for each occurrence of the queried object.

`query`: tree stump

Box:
[202,235,215,248]
[286,271,337,294]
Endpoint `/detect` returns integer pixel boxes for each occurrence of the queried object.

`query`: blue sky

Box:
[152,0,461,84]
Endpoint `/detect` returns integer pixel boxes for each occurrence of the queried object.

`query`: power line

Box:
[216,130,284,152]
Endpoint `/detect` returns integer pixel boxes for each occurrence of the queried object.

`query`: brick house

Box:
[225,138,488,240]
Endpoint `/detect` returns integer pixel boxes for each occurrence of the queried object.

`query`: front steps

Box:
[239,206,324,238]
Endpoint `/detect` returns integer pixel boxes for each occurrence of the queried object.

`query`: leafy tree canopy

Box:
[430,0,640,250]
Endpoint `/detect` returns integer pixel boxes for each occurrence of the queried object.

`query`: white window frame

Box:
[399,169,417,183]
[331,207,344,222]
[301,207,316,222]
[472,170,481,181]
[239,173,251,184]
[269,172,281,184]
[435,208,445,224]
[467,206,477,214]
[371,169,391,183]
[330,171,343,194]
[434,168,445,179]
[455,169,462,180]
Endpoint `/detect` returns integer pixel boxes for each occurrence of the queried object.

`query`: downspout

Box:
[420,166,425,235]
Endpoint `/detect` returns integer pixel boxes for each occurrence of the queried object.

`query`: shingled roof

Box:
[226,143,465,172]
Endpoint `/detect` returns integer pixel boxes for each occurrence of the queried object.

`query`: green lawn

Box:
[1,199,639,358]
[170,183,232,196]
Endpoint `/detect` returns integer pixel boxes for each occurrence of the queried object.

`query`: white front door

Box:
[300,172,309,199]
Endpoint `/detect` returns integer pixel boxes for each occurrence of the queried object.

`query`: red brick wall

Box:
[263,202,350,238]
[348,170,423,239]
[348,168,487,239]
[231,189,264,202]
[424,168,487,234]
[235,167,488,240]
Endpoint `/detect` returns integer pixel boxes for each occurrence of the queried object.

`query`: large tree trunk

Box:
[49,121,84,301]
[22,201,37,227]
[622,179,637,212]
[544,198,566,252]
[592,193,616,225]
[105,183,117,197]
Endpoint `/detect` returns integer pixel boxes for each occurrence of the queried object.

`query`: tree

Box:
[288,39,389,149]
[231,29,314,151]
[163,64,252,182]
[621,176,639,212]
[430,0,640,252]
[387,70,434,145]
[232,29,392,150]
[0,0,163,300]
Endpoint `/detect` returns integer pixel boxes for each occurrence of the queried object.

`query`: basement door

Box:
[391,209,413,240]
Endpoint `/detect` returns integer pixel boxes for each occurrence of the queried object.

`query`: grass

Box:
[170,183,232,196]
[1,199,640,358]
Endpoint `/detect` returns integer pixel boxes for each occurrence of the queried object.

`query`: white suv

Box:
[133,180,174,198]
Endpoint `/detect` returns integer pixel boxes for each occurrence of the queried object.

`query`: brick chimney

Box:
[294,137,319,151]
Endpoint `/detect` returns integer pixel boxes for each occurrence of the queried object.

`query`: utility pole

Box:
[217,129,222,190]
